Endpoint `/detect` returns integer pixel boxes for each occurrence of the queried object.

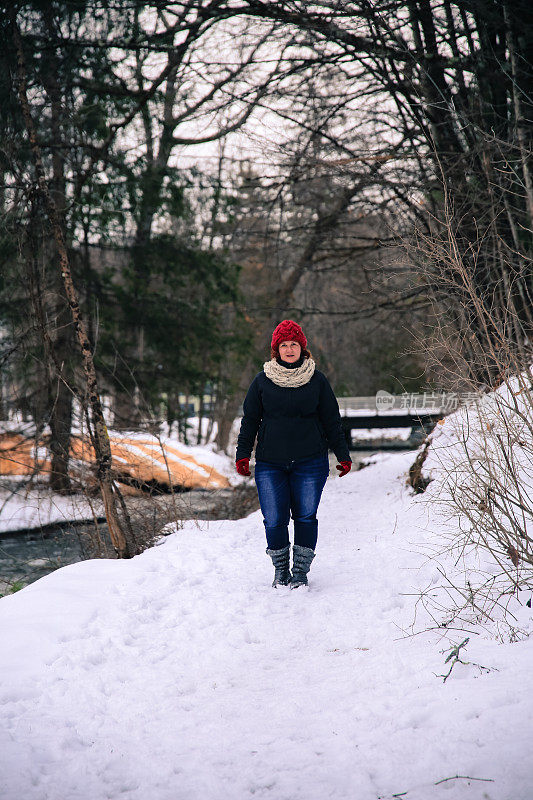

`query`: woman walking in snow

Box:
[236,320,352,589]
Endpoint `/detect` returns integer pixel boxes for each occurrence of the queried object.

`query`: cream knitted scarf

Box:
[263,357,316,387]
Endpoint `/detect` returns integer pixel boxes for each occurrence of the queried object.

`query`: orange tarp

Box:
[0,434,48,475]
[0,432,230,491]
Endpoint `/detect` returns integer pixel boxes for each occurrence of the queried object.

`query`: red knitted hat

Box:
[271,319,307,352]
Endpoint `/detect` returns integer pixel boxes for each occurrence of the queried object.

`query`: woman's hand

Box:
[336,460,352,477]
[236,457,251,476]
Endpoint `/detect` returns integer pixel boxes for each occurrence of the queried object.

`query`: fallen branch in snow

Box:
[439,636,470,681]
[437,637,496,682]
[380,771,496,799]
[434,774,495,786]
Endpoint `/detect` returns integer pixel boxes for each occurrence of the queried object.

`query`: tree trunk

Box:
[41,4,74,492]
[196,391,205,445]
[48,365,73,493]
[24,196,73,492]
[214,357,257,454]
[505,3,533,225]
[12,13,134,557]
[48,261,74,493]
[214,395,241,454]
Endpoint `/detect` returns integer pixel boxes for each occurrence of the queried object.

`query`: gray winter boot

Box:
[290,544,315,589]
[266,544,291,587]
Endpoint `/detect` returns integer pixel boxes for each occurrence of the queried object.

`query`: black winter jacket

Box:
[236,362,351,466]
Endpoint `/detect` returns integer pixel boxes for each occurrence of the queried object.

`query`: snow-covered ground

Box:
[350,426,412,441]
[0,487,103,535]
[1,449,532,800]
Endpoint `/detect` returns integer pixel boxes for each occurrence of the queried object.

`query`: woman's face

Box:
[278,340,302,363]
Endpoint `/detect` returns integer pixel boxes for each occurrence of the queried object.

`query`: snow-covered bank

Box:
[1,451,532,800]
[0,487,103,535]
[411,373,533,626]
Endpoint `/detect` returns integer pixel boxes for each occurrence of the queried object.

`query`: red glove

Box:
[236,457,251,476]
[336,460,352,477]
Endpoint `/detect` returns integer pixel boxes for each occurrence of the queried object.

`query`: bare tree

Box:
[196,0,533,384]
[11,10,136,557]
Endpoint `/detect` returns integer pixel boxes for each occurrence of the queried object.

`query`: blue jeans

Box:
[254,454,330,551]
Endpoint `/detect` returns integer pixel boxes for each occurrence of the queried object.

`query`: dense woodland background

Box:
[1,0,531,500]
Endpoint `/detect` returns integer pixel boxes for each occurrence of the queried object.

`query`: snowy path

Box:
[1,452,532,800]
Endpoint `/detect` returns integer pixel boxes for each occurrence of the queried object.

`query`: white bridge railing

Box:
[337,392,478,416]
[235,392,478,419]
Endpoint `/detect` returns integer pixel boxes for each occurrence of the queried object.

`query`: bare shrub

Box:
[405,173,533,636]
